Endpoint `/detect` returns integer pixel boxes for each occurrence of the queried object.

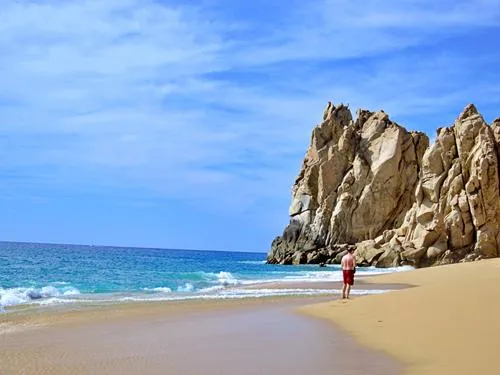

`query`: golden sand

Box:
[299,258,500,375]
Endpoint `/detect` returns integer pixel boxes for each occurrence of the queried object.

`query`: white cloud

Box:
[0,0,499,213]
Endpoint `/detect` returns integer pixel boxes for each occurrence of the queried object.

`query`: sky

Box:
[0,0,499,252]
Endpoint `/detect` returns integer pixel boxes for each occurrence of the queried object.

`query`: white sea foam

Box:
[269,265,415,284]
[63,287,81,296]
[238,260,267,265]
[0,289,27,307]
[216,271,240,286]
[114,287,392,302]
[153,287,173,293]
[39,297,82,306]
[361,265,414,274]
[200,271,242,286]
[0,285,81,309]
[198,285,225,293]
[144,287,173,293]
[40,286,60,298]
[177,283,194,292]
[1,283,394,309]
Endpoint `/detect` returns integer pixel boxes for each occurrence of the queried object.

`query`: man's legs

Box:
[345,283,351,299]
[342,283,347,299]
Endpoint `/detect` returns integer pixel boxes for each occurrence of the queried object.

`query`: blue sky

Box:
[0,0,499,252]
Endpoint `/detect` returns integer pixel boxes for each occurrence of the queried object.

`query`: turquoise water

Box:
[0,242,408,311]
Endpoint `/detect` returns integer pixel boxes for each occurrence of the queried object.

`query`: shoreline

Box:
[1,282,404,375]
[0,278,406,329]
[0,263,413,313]
[0,271,408,316]
[299,258,500,375]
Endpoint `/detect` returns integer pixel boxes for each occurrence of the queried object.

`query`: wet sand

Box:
[243,279,409,291]
[300,259,500,375]
[0,297,402,375]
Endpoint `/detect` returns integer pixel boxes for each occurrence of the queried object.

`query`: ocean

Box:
[0,242,411,311]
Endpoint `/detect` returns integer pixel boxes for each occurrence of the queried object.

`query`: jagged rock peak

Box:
[458,103,479,120]
[268,102,500,268]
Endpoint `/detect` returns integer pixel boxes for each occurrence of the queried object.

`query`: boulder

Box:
[376,246,401,268]
[354,240,384,266]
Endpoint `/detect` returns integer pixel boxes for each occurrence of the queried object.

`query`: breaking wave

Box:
[0,285,81,309]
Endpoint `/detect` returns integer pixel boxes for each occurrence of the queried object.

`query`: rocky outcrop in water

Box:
[268,102,500,267]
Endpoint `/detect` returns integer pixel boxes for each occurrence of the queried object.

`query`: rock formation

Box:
[268,102,500,268]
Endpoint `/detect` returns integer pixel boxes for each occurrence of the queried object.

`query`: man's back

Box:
[341,253,355,270]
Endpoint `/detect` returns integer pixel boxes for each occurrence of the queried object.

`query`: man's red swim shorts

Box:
[343,270,355,285]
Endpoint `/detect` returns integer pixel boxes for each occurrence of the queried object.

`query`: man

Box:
[341,248,356,299]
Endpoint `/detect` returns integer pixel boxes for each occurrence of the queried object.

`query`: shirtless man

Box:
[341,248,356,299]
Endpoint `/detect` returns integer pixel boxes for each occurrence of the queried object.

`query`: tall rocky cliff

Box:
[268,102,500,268]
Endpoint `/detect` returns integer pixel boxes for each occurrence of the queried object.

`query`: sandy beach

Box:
[0,293,402,375]
[300,258,500,375]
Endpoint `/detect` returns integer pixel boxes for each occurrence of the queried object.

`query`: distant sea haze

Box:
[0,242,409,311]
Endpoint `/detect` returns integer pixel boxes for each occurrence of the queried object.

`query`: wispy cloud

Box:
[1,0,499,218]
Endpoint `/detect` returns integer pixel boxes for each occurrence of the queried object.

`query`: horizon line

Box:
[0,240,267,255]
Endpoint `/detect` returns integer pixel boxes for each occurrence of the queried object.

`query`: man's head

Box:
[348,248,354,254]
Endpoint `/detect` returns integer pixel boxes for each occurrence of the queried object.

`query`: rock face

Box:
[394,104,500,267]
[268,102,500,268]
